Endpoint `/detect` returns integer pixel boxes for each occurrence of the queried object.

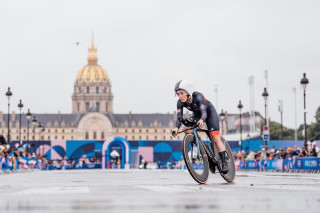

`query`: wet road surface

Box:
[1,169,320,213]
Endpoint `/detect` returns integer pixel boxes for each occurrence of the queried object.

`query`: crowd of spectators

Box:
[0,143,48,170]
[234,142,320,161]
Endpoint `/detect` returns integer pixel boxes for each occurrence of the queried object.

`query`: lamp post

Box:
[237,101,243,151]
[18,99,24,145]
[219,110,225,135]
[32,116,37,151]
[38,122,42,156]
[300,73,309,149]
[5,87,12,144]
[278,100,283,139]
[26,109,32,143]
[41,126,45,156]
[262,88,269,147]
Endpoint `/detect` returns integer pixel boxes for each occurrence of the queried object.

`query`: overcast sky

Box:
[0,0,319,129]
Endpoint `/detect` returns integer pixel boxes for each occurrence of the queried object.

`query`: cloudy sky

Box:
[0,0,319,129]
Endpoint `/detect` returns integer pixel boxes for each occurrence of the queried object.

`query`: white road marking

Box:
[13,187,90,195]
[136,185,227,192]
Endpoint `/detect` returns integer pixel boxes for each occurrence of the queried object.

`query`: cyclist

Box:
[172,79,229,174]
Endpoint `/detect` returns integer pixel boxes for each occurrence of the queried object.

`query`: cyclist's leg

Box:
[206,104,229,173]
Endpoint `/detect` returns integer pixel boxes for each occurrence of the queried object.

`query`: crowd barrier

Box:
[235,157,320,171]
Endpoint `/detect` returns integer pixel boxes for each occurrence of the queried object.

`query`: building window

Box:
[86,102,90,112]
[139,129,141,133]
[139,136,141,140]
[32,136,34,140]
[55,136,57,139]
[96,102,100,112]
[48,136,50,140]
[163,129,166,133]
[48,129,50,133]
[16,136,18,140]
[96,87,99,94]
[101,132,105,139]
[85,132,89,139]
[104,87,106,93]
[71,129,73,133]
[155,136,157,140]
[62,129,64,133]
[146,136,148,140]
[62,136,64,139]
[93,131,97,139]
[116,129,119,133]
[79,87,81,93]
[24,129,26,133]
[87,86,90,93]
[23,136,26,139]
[41,136,44,140]
[55,129,57,133]
[77,102,80,111]
[146,129,148,133]
[106,103,108,112]
[155,129,157,133]
[71,136,73,140]
[170,136,173,140]
[125,129,127,133]
[132,129,134,133]
[125,136,127,139]
[163,136,166,140]
[132,136,135,140]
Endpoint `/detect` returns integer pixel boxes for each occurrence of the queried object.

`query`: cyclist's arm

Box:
[195,93,207,121]
[176,101,184,128]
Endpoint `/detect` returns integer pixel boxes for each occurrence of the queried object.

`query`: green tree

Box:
[307,106,320,140]
[268,121,295,140]
[315,106,320,122]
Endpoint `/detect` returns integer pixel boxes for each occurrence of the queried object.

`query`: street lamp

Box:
[32,116,37,150]
[5,87,12,144]
[18,99,23,145]
[262,88,269,147]
[300,73,309,149]
[38,122,42,156]
[40,126,45,156]
[219,110,225,135]
[26,109,32,143]
[237,100,243,151]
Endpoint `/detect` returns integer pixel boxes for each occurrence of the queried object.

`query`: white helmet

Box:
[175,80,195,96]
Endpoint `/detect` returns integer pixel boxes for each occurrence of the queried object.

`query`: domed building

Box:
[72,39,113,113]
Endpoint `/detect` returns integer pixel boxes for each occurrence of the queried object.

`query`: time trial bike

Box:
[172,117,236,184]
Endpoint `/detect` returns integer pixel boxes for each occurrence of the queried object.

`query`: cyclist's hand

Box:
[171,128,179,137]
[197,119,204,128]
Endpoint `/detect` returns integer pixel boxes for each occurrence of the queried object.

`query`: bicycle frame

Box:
[180,127,214,161]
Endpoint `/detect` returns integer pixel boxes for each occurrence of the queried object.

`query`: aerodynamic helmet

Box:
[174,80,195,96]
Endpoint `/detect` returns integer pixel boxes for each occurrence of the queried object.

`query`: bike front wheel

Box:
[182,134,209,184]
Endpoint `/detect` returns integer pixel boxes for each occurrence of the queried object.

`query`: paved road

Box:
[1,169,320,213]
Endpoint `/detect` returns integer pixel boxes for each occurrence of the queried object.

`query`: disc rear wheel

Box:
[213,136,236,182]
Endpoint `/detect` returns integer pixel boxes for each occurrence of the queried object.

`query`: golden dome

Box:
[76,37,109,83]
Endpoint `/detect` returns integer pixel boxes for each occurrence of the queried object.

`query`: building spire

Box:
[88,32,98,65]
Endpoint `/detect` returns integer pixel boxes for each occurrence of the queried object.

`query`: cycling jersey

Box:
[176,91,220,133]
